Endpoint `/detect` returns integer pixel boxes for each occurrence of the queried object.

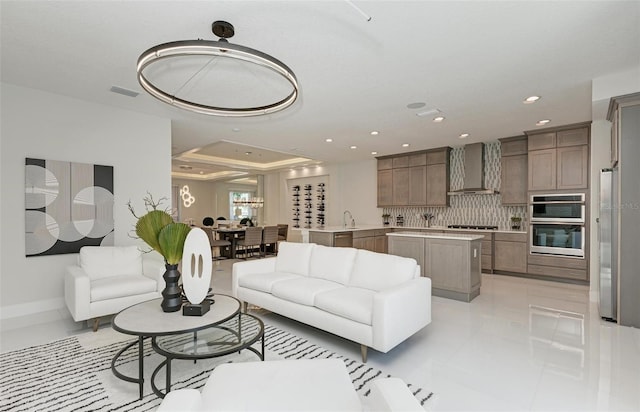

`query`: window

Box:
[230,191,254,220]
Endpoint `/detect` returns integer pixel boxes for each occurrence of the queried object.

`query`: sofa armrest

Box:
[232,257,277,297]
[371,277,431,352]
[156,389,202,412]
[64,265,91,322]
[366,378,425,412]
[142,251,165,291]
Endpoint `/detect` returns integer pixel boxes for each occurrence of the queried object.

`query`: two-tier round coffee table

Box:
[111,294,263,399]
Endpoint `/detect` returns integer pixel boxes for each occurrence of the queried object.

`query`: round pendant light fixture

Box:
[136,21,299,117]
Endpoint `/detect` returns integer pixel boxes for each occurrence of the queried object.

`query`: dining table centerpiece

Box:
[128,194,191,312]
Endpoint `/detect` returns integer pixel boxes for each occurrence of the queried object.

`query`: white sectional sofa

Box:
[232,242,431,361]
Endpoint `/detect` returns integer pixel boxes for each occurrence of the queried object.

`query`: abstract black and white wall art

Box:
[25,158,114,257]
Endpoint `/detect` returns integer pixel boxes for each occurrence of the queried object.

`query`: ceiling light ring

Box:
[137,39,299,117]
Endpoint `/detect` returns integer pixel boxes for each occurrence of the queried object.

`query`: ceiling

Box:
[2,1,639,181]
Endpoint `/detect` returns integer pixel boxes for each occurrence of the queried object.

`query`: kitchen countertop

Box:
[387,231,485,241]
[298,225,526,234]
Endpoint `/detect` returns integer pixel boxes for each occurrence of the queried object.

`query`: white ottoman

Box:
[158,359,362,412]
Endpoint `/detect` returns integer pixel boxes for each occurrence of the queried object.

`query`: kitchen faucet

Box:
[343,210,355,229]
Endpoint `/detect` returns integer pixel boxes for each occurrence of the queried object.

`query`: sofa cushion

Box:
[274,242,315,276]
[271,278,343,306]
[349,249,417,292]
[90,275,157,302]
[308,245,357,285]
[237,271,301,294]
[314,287,376,325]
[80,246,143,280]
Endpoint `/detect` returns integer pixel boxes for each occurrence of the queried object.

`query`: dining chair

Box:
[236,226,263,259]
[261,225,279,257]
[276,224,288,253]
[202,227,231,261]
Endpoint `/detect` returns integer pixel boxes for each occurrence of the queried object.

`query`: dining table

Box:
[215,227,247,259]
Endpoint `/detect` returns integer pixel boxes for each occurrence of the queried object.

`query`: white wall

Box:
[0,83,171,318]
[276,160,380,229]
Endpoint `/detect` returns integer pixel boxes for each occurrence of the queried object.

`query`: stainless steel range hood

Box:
[447,142,499,195]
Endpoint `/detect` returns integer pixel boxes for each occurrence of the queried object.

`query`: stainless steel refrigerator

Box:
[599,168,618,321]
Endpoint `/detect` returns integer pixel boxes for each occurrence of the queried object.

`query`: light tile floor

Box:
[2,260,639,411]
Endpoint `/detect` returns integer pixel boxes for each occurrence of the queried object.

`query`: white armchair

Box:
[64,245,165,330]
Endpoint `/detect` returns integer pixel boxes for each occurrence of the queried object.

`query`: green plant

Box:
[510,216,522,222]
[382,213,391,218]
[128,193,191,265]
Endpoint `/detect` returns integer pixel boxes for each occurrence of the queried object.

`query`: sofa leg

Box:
[92,317,100,332]
[361,345,368,363]
[242,301,248,313]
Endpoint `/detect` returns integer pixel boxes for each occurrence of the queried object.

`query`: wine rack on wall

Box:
[288,176,327,229]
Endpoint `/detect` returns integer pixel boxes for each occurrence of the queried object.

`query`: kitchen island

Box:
[387,232,483,302]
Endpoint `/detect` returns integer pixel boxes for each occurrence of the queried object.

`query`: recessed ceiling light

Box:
[459,133,469,139]
[232,127,241,132]
[536,119,551,126]
[433,116,445,122]
[350,145,357,149]
[199,171,204,174]
[370,131,379,136]
[245,151,252,155]
[407,102,426,109]
[524,96,541,104]
[371,151,378,155]
[325,138,333,142]
[402,143,410,147]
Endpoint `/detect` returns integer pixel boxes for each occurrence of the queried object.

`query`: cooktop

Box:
[447,224,498,230]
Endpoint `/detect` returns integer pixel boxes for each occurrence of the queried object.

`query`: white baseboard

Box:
[0,297,66,320]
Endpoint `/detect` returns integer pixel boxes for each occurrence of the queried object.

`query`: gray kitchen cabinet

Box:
[392,155,409,168]
[425,147,451,207]
[501,154,528,204]
[527,253,588,281]
[377,146,450,207]
[499,135,528,205]
[528,148,556,191]
[426,163,449,206]
[352,229,376,251]
[377,169,393,206]
[424,237,482,302]
[557,127,589,147]
[388,236,425,275]
[392,167,410,205]
[388,233,482,302]
[378,158,393,170]
[494,232,527,273]
[526,123,590,191]
[527,132,556,150]
[500,135,528,156]
[447,230,493,272]
[556,145,589,190]
[309,231,353,248]
[408,165,427,205]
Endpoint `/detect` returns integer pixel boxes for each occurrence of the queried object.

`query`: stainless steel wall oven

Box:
[530,194,586,258]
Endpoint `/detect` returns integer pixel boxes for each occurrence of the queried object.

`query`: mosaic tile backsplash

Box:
[384,141,527,230]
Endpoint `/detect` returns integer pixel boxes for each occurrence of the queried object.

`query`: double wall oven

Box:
[530,194,585,258]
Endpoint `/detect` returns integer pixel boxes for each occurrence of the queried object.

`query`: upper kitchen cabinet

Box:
[499,136,528,205]
[377,147,450,207]
[425,147,451,207]
[526,123,590,191]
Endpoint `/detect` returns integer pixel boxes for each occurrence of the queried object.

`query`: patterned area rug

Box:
[0,323,432,411]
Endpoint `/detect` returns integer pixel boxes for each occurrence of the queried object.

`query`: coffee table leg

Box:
[166,358,172,394]
[138,336,144,399]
